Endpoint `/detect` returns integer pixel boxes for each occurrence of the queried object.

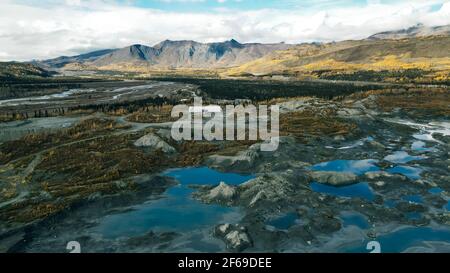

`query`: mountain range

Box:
[38,39,292,71]
[17,23,449,79]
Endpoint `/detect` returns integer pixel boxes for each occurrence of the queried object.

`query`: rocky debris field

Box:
[0,84,449,253]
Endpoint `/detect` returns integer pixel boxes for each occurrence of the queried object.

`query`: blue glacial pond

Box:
[164,167,254,186]
[344,227,450,253]
[387,166,422,180]
[311,159,379,175]
[94,167,255,238]
[310,182,374,201]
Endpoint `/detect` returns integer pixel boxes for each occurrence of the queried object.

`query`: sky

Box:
[0,0,449,61]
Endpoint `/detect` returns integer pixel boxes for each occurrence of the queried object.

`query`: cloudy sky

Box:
[0,0,449,61]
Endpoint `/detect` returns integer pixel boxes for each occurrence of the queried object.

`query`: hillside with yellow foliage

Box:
[224,36,450,83]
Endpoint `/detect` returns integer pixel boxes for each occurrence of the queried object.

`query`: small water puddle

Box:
[310,182,374,201]
[384,151,425,164]
[429,187,443,195]
[386,166,422,180]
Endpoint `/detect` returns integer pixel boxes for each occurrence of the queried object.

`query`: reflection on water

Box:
[93,167,254,239]
[164,167,255,186]
[384,151,425,164]
[311,159,379,175]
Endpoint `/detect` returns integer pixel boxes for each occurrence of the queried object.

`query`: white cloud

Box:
[0,0,449,61]
[158,0,206,2]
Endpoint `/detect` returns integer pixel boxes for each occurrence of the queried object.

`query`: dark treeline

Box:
[1,107,66,121]
[67,96,179,114]
[0,96,180,122]
[151,77,387,100]
[316,69,425,81]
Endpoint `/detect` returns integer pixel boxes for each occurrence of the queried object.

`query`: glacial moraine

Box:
[0,82,449,253]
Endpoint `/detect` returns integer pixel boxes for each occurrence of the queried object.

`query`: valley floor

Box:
[0,79,449,253]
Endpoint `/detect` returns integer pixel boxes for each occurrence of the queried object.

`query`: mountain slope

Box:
[225,35,450,78]
[40,40,292,71]
[35,24,450,80]
[0,62,53,80]
[40,49,116,69]
[368,24,450,40]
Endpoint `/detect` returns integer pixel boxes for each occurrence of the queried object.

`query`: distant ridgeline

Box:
[37,39,293,71]
[225,34,450,85]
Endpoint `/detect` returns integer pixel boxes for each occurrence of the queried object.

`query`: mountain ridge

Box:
[368,23,450,40]
[224,35,450,80]
[39,39,292,71]
[33,23,450,75]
